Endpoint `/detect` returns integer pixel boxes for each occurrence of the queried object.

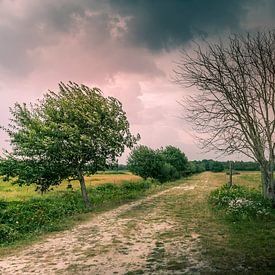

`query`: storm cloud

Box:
[109,0,255,50]
[0,0,267,77]
[0,0,273,161]
[0,0,272,77]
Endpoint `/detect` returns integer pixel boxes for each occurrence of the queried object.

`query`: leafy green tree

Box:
[160,146,188,176]
[186,161,197,175]
[2,82,138,208]
[0,158,68,193]
[233,161,260,171]
[127,145,162,180]
[201,159,224,172]
[211,161,224,173]
[0,158,18,182]
[128,145,189,183]
[157,162,179,183]
[188,161,206,174]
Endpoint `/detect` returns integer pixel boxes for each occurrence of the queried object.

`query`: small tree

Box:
[175,31,275,200]
[2,82,138,208]
[127,145,162,180]
[188,161,206,174]
[127,145,189,182]
[160,146,189,176]
[157,162,178,183]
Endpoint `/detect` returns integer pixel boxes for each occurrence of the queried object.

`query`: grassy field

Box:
[233,171,262,188]
[1,171,275,273]
[0,171,262,202]
[114,172,275,273]
[0,172,184,254]
[0,172,141,201]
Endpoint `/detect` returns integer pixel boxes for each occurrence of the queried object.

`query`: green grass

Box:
[1,171,275,273]
[204,174,275,271]
[0,173,141,201]
[0,180,38,201]
[0,175,186,254]
[234,172,262,188]
[159,172,275,273]
[0,179,156,248]
[121,172,275,273]
[97,170,130,175]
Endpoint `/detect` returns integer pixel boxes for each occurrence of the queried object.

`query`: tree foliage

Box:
[1,82,138,207]
[0,158,68,193]
[127,145,188,182]
[175,31,275,200]
[160,145,189,176]
[127,145,162,180]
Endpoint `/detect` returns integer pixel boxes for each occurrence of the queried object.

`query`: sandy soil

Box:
[0,179,207,274]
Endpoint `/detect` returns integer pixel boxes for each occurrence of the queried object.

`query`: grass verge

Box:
[123,172,275,273]
[0,177,186,255]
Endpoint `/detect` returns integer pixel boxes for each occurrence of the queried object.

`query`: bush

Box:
[160,146,188,176]
[0,193,85,237]
[127,145,189,183]
[209,184,272,220]
[121,180,152,191]
[157,163,180,183]
[0,224,19,243]
[95,183,118,192]
[127,145,163,180]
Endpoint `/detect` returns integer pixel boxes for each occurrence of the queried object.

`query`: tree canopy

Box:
[127,145,162,180]
[127,145,189,182]
[2,82,138,207]
[160,146,189,176]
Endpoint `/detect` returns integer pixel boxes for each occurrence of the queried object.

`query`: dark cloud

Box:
[108,0,256,50]
[0,0,271,77]
[0,0,272,161]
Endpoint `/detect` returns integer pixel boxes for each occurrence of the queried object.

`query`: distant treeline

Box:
[111,160,260,173]
[188,160,260,173]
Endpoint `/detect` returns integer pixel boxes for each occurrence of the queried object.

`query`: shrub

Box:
[157,163,179,183]
[209,184,272,220]
[121,180,152,191]
[0,224,19,243]
[127,145,163,180]
[95,183,118,192]
[0,193,85,236]
[160,146,188,176]
[127,145,189,183]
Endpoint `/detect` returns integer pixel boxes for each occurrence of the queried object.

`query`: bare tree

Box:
[175,31,275,200]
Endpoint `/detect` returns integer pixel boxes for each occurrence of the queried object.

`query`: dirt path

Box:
[0,174,212,274]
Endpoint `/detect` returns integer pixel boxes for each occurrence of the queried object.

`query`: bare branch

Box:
[175,31,275,199]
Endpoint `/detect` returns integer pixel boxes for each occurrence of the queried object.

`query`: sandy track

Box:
[0,182,199,274]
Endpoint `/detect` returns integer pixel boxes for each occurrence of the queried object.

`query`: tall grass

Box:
[0,173,141,201]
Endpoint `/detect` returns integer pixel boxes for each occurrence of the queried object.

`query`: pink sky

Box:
[0,0,274,163]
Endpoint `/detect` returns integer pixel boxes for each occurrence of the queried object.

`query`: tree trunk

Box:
[78,171,92,209]
[228,161,233,188]
[260,165,275,202]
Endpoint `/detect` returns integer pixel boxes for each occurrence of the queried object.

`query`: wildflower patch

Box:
[209,184,272,221]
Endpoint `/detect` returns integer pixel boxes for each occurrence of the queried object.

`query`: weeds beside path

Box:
[0,172,274,274]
